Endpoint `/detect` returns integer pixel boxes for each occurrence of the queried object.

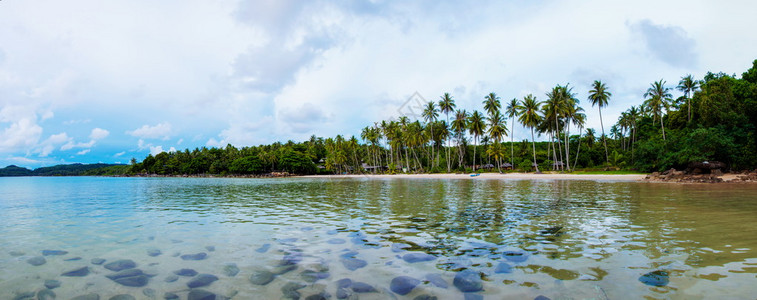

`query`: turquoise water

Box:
[1,177,757,299]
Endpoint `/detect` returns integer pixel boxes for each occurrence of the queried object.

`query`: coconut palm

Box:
[518,94,542,173]
[505,98,521,169]
[438,93,456,172]
[422,101,439,167]
[468,110,486,172]
[487,110,507,172]
[483,92,501,117]
[643,79,672,140]
[451,109,468,169]
[677,74,699,123]
[588,80,611,165]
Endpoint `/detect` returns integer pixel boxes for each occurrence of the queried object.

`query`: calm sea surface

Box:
[1,177,757,299]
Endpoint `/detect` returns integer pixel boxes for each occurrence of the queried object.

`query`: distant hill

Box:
[0,163,128,177]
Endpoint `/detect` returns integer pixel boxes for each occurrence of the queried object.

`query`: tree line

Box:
[128,60,757,175]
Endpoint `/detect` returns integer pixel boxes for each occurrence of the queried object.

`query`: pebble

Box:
[147,248,162,257]
[223,263,240,277]
[249,270,275,285]
[255,243,271,253]
[104,259,137,272]
[27,256,46,266]
[390,276,420,295]
[70,294,100,300]
[271,264,297,275]
[108,295,135,300]
[534,296,551,300]
[62,266,90,277]
[453,270,483,293]
[305,293,330,300]
[341,258,367,271]
[402,253,436,263]
[44,279,61,289]
[163,292,179,300]
[91,258,106,265]
[143,288,156,298]
[64,257,82,261]
[205,245,216,252]
[164,275,179,282]
[301,269,330,282]
[187,274,219,288]
[351,281,377,293]
[639,270,669,287]
[494,262,513,273]
[42,250,68,256]
[425,274,448,288]
[36,289,55,300]
[413,295,438,300]
[281,281,307,299]
[106,268,149,287]
[174,268,198,277]
[12,291,34,300]
[187,289,217,300]
[180,252,207,260]
[336,278,352,288]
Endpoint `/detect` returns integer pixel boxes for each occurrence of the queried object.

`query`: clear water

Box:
[1,177,757,299]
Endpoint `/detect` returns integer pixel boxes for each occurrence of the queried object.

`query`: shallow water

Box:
[1,177,757,299]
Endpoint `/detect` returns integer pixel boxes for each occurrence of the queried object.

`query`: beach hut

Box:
[552,161,564,170]
[501,163,513,170]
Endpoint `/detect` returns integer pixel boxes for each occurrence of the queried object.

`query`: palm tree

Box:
[438,93,456,172]
[468,110,486,172]
[505,98,521,169]
[451,109,469,169]
[422,101,439,167]
[588,80,611,166]
[518,94,542,173]
[487,111,507,172]
[677,74,699,123]
[483,92,501,117]
[643,79,672,140]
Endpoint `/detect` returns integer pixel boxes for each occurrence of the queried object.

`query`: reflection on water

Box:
[1,177,757,299]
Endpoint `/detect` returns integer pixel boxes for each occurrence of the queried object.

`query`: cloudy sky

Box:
[1,0,756,168]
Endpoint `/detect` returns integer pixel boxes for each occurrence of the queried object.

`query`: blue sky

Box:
[1,1,756,168]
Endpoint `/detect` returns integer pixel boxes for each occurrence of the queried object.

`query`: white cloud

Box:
[77,149,90,155]
[127,122,173,140]
[61,140,95,151]
[36,132,70,157]
[114,151,125,157]
[89,128,110,140]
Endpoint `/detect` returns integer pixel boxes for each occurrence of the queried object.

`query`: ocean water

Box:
[1,177,757,299]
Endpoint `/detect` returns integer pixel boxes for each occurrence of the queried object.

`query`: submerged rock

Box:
[108,295,135,300]
[27,256,46,266]
[281,281,307,299]
[351,281,377,293]
[534,296,551,300]
[36,289,55,300]
[147,248,162,257]
[301,269,330,282]
[164,275,179,282]
[639,270,669,287]
[223,263,240,277]
[142,288,156,298]
[64,257,82,261]
[104,259,137,272]
[402,253,436,263]
[255,243,271,253]
[187,274,219,288]
[413,295,438,300]
[106,269,149,287]
[187,289,217,300]
[180,252,207,261]
[502,251,528,263]
[453,270,483,293]
[174,268,198,277]
[390,276,420,295]
[391,243,411,252]
[42,250,68,256]
[425,273,448,288]
[70,294,99,300]
[271,264,297,275]
[44,279,61,289]
[494,262,513,274]
[9,251,25,256]
[341,258,367,271]
[61,266,89,277]
[163,292,179,300]
[12,291,34,300]
[304,293,330,300]
[336,278,352,288]
[249,270,275,285]
[205,245,216,252]
[90,258,106,265]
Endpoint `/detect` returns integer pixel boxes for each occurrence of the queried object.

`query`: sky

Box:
[1,0,756,168]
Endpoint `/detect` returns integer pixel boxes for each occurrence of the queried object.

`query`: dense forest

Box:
[0,163,128,177]
[21,60,755,177]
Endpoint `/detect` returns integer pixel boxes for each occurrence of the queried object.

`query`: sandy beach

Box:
[303,172,647,181]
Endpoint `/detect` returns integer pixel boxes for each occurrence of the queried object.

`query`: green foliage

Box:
[229,156,264,174]
[0,163,127,177]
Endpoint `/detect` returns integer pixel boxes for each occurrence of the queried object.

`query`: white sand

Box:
[302,172,647,181]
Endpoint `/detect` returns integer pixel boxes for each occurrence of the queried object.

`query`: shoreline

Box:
[301,172,648,181]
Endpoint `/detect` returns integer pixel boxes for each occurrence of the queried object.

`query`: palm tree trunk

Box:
[472,136,477,172]
[599,107,609,165]
[564,122,571,172]
[510,117,515,169]
[660,116,666,140]
[573,127,582,170]
[531,127,539,173]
